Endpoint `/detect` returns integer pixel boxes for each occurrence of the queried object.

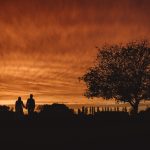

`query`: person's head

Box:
[18,96,21,101]
[30,94,33,98]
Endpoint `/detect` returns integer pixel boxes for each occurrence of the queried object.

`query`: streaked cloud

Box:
[0,0,149,104]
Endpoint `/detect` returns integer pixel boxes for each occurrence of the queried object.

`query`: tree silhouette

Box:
[81,41,150,114]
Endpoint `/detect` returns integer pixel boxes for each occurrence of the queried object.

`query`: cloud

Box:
[0,0,149,104]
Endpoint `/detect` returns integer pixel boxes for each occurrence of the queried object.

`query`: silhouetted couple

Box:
[15,94,35,116]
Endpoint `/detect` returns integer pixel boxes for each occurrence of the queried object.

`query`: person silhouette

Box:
[15,97,25,116]
[26,94,35,116]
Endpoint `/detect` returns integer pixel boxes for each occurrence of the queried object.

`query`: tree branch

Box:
[129,101,135,107]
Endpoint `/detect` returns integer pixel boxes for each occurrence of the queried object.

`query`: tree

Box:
[81,41,150,114]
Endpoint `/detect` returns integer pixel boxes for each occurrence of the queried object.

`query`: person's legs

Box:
[30,108,34,116]
[28,107,35,116]
[28,108,31,116]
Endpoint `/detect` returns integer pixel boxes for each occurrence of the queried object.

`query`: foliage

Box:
[81,40,150,114]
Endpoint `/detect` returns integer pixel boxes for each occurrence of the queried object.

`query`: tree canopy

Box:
[81,41,150,114]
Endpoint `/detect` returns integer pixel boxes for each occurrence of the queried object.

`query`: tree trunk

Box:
[130,101,139,115]
[133,105,138,115]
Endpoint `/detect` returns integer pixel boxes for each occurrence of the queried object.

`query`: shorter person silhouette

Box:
[15,97,25,116]
[26,94,35,116]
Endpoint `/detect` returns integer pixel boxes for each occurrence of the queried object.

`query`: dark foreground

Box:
[0,104,150,150]
[1,123,150,150]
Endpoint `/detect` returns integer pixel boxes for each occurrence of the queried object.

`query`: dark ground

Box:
[1,119,150,150]
[0,104,150,150]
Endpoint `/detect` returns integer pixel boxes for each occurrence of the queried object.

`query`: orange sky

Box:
[0,0,150,105]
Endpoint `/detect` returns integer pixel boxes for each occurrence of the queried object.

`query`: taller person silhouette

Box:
[26,94,35,116]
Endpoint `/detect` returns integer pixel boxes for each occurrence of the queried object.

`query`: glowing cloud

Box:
[0,0,149,104]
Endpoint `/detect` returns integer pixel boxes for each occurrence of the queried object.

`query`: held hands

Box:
[23,105,27,109]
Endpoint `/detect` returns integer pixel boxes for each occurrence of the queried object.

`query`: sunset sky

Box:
[0,0,150,105]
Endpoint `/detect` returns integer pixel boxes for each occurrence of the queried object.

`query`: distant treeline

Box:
[0,103,150,128]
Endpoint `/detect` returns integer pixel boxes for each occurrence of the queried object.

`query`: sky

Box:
[0,0,150,105]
